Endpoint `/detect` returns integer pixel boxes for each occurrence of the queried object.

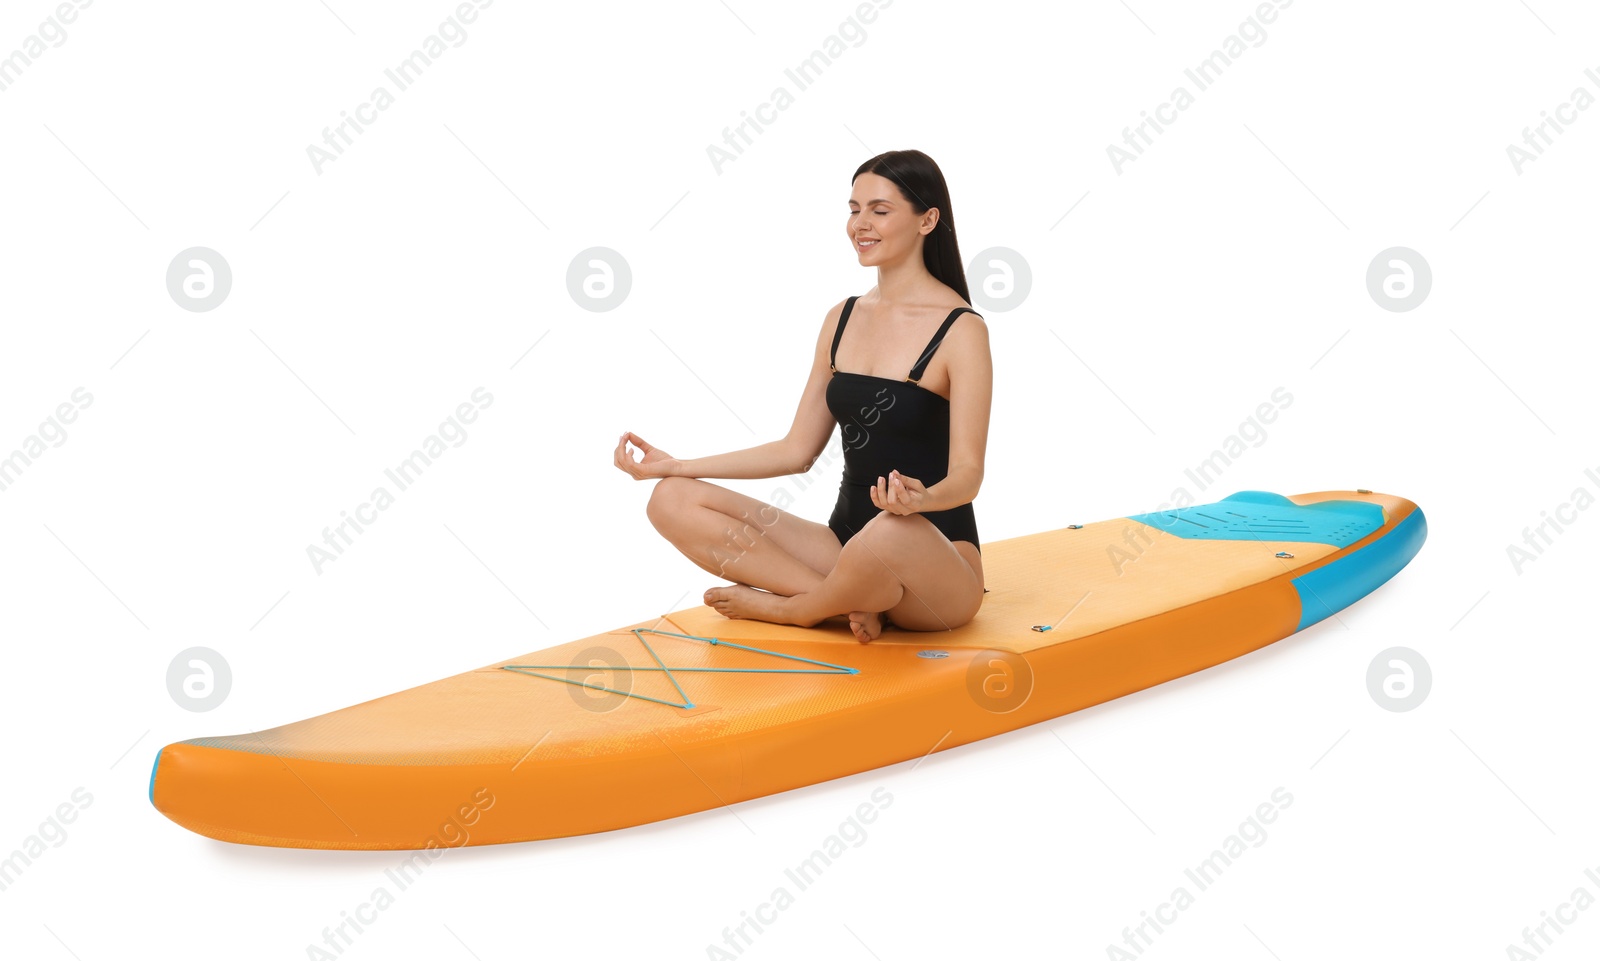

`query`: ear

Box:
[920,207,940,235]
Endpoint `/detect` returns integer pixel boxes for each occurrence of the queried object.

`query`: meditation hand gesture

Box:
[870,470,926,515]
[614,432,683,480]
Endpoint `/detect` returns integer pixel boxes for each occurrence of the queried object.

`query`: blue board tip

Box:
[148,748,163,806]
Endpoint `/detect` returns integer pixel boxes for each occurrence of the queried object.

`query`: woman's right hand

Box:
[615,432,684,480]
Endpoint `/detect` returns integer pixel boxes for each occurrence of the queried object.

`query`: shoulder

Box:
[817,296,857,340]
[829,296,855,323]
[823,296,856,327]
[941,306,991,380]
[944,304,990,345]
[813,297,856,357]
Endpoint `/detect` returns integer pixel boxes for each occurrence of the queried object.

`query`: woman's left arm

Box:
[912,313,991,514]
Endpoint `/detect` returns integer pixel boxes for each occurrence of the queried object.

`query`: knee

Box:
[646,475,699,527]
[844,512,918,558]
[859,511,919,541]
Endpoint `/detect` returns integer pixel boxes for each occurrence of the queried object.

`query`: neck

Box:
[873,251,931,304]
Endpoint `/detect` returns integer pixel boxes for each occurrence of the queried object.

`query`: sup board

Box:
[151,488,1425,849]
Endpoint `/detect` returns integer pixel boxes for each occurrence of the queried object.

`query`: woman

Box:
[613,149,991,643]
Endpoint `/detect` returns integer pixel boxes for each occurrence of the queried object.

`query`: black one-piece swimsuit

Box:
[824,295,981,554]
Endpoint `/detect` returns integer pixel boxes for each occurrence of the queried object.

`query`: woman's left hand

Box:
[871,470,927,515]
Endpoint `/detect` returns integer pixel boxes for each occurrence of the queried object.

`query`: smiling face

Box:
[848,171,938,265]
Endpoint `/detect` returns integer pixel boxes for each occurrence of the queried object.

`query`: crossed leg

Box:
[645,477,983,640]
[645,476,839,595]
[706,510,984,634]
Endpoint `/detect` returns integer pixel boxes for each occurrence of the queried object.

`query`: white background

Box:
[1,1,1595,958]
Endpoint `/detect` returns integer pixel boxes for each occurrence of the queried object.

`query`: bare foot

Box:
[703,584,786,622]
[848,609,890,643]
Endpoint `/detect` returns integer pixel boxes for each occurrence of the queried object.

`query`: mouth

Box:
[856,239,879,250]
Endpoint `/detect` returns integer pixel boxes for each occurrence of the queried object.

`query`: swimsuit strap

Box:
[829,295,860,373]
[907,306,979,384]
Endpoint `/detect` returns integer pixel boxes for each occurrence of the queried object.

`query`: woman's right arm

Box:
[674,438,804,480]
[615,301,845,481]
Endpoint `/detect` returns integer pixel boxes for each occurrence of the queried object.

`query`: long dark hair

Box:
[852,150,970,304]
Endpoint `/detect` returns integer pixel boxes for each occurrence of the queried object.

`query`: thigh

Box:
[678,477,843,578]
[851,513,984,631]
